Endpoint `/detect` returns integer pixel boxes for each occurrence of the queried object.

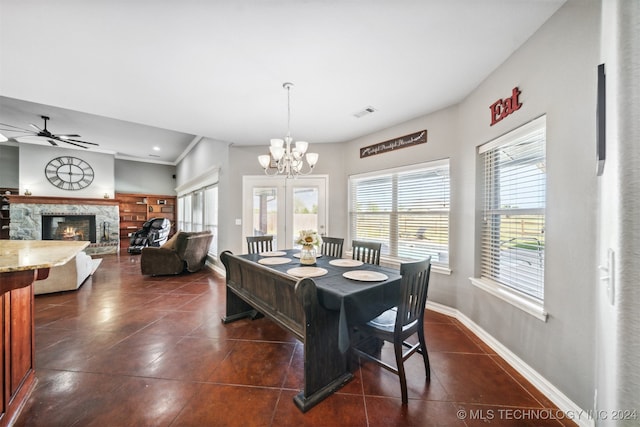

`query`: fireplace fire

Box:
[42,214,97,243]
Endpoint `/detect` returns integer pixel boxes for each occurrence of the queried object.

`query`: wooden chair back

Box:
[351,240,382,265]
[320,237,344,258]
[246,235,274,254]
[351,257,432,404]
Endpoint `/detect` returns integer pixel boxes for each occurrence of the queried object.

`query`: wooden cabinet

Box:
[0,188,18,240]
[116,193,177,249]
[0,271,37,427]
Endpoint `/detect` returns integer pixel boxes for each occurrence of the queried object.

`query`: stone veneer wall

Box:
[10,203,120,255]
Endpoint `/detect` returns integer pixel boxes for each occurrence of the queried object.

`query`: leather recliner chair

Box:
[140,230,213,275]
[128,217,171,254]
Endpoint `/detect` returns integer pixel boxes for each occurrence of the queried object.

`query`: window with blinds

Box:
[479,115,546,301]
[178,184,218,256]
[349,159,450,266]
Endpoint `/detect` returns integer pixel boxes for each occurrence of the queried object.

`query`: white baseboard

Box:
[426,301,595,427]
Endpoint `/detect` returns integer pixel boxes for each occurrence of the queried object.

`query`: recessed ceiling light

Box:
[153,146,161,151]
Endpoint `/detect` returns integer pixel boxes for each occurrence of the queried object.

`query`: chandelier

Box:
[258,82,319,177]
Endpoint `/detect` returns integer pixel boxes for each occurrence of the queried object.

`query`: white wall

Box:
[19,144,115,198]
[597,0,640,423]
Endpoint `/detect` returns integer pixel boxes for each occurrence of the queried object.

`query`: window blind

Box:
[349,159,450,265]
[479,116,546,300]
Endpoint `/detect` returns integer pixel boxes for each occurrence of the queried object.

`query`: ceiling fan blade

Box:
[30,123,43,132]
[48,139,59,146]
[64,138,99,146]
[61,139,90,149]
[0,123,34,133]
[0,129,35,136]
[56,134,82,138]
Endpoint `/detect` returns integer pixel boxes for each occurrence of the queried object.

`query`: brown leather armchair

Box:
[141,230,213,276]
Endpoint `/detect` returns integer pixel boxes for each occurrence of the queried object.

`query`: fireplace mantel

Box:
[9,195,118,206]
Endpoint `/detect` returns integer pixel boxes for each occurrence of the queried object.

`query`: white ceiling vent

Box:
[353,106,377,118]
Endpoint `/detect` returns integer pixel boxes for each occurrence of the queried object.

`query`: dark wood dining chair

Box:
[320,236,344,258]
[351,257,432,404]
[351,240,382,265]
[246,235,274,254]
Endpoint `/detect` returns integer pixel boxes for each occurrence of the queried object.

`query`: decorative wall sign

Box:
[360,130,427,158]
[490,87,522,126]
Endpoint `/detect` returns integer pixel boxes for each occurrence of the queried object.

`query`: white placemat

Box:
[342,270,389,282]
[287,267,328,278]
[329,259,363,267]
[259,251,287,257]
[258,257,292,265]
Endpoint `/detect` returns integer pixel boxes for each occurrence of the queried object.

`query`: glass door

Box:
[243,176,327,251]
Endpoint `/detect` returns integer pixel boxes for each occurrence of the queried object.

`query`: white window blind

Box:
[178,185,219,256]
[479,116,546,300]
[349,159,450,265]
[204,186,218,255]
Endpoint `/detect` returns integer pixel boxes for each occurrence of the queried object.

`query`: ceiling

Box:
[0,0,565,165]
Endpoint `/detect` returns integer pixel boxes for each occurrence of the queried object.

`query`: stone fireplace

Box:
[9,196,120,255]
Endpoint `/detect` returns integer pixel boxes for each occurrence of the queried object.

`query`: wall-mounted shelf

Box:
[0,188,18,240]
[116,193,177,249]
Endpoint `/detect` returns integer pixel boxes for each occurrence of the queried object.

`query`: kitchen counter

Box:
[0,240,89,273]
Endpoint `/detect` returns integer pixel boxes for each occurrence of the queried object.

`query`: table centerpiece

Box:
[296,229,323,265]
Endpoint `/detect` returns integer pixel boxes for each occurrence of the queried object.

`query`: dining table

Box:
[221,247,402,412]
[240,248,401,353]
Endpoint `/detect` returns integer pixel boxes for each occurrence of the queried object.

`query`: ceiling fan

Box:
[0,115,98,149]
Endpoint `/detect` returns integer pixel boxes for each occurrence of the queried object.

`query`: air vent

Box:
[353,106,377,118]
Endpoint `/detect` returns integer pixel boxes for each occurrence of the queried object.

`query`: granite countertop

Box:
[0,240,90,273]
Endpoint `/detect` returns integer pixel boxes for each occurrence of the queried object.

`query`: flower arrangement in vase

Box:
[295,229,323,265]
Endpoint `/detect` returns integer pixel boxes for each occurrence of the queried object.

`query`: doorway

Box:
[242,175,328,251]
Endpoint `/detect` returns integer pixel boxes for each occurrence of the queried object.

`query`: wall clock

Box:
[45,156,95,190]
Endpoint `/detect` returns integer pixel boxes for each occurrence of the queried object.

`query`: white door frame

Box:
[242,175,328,251]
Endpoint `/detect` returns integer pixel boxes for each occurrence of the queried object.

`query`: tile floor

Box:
[15,253,577,427]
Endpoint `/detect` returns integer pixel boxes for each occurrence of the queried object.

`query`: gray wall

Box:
[455,0,599,411]
[0,144,19,188]
[115,159,177,195]
[174,0,602,413]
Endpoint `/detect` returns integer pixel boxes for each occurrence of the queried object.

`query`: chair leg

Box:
[394,341,409,404]
[417,326,431,381]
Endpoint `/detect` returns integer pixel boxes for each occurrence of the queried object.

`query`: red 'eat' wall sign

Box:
[490,87,522,126]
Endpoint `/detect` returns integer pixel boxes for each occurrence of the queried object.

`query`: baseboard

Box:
[426,301,594,427]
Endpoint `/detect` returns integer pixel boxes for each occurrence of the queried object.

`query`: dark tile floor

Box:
[16,253,577,427]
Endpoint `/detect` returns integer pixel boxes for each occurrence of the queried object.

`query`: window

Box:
[349,159,450,267]
[478,115,546,303]
[178,184,218,255]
